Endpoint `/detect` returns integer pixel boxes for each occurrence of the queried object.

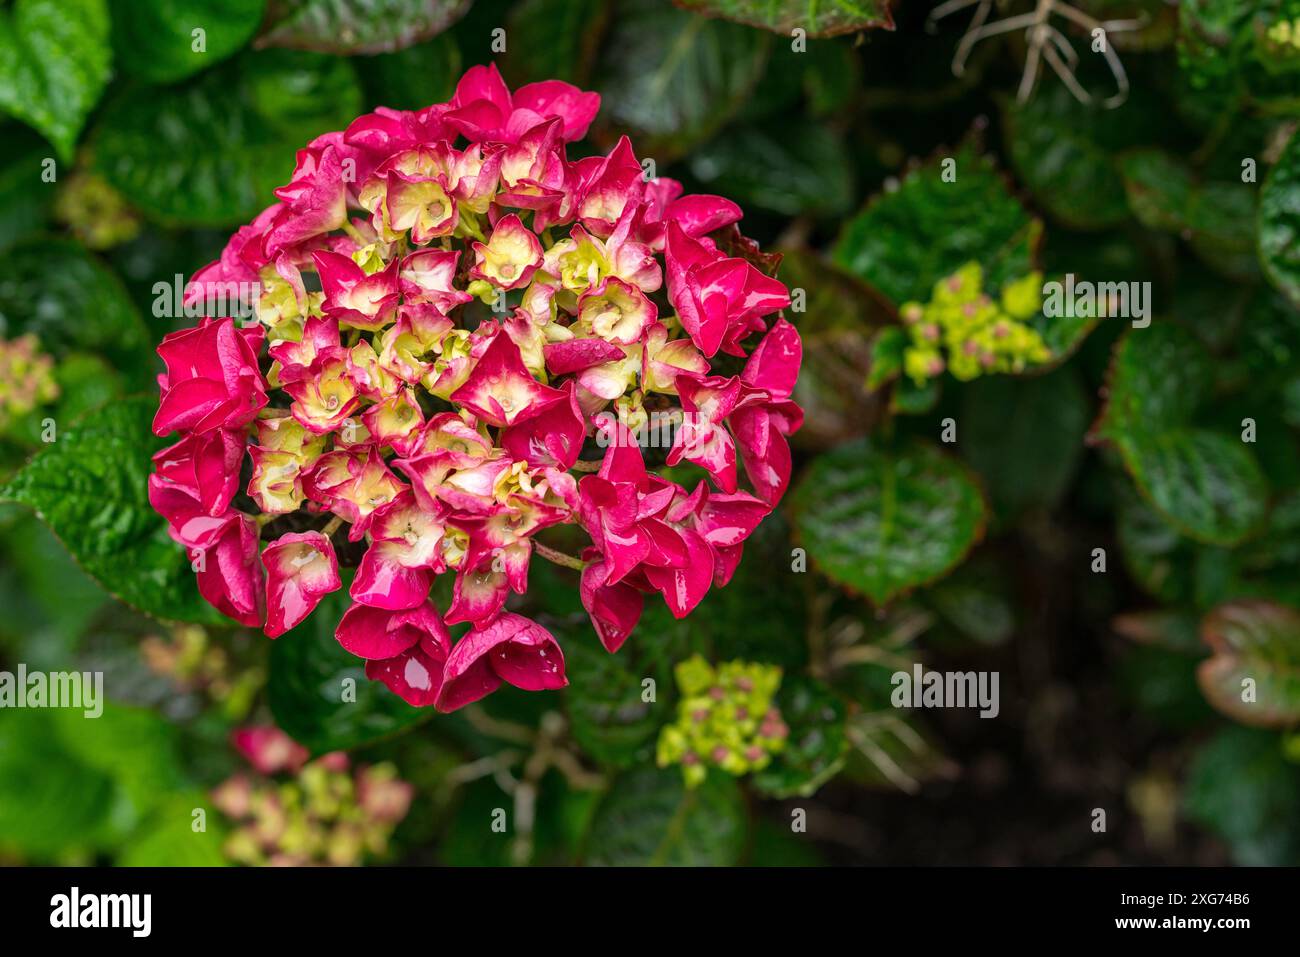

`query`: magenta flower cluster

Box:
[148,65,803,712]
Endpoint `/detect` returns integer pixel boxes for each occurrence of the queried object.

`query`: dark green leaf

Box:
[583,766,746,865]
[752,675,847,798]
[1184,725,1300,866]
[0,397,223,624]
[960,365,1090,519]
[1120,149,1195,232]
[562,623,671,769]
[832,143,1040,305]
[793,438,987,604]
[259,0,471,54]
[268,586,432,754]
[92,50,363,227]
[0,124,55,251]
[502,0,609,87]
[1097,324,1268,545]
[674,0,892,36]
[1112,428,1268,546]
[0,0,111,160]
[689,119,853,217]
[0,239,153,387]
[594,0,770,162]
[357,32,462,110]
[108,0,265,84]
[1260,130,1300,310]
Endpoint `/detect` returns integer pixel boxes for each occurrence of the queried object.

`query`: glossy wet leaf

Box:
[0,397,223,625]
[1260,130,1300,310]
[92,50,363,227]
[832,143,1040,305]
[259,0,471,54]
[0,239,152,387]
[1096,324,1267,545]
[793,438,987,604]
[0,0,111,160]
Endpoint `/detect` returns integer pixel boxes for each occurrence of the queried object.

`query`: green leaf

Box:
[259,0,471,54]
[1260,130,1300,310]
[922,553,1018,648]
[0,710,118,857]
[752,676,847,799]
[561,623,672,769]
[594,0,770,162]
[120,794,229,866]
[793,438,987,604]
[0,124,55,251]
[0,0,111,160]
[502,0,609,87]
[1184,725,1300,866]
[583,766,746,865]
[92,49,363,227]
[1120,149,1196,232]
[1186,180,1258,280]
[1198,600,1300,727]
[1002,83,1164,230]
[673,0,893,36]
[1097,323,1213,436]
[1096,324,1268,545]
[268,586,432,755]
[960,365,1090,519]
[832,143,1040,305]
[0,397,222,625]
[357,32,462,111]
[52,702,187,813]
[688,119,854,217]
[0,239,153,387]
[1112,428,1268,547]
[108,0,265,84]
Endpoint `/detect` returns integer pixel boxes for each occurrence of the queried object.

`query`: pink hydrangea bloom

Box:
[150,64,801,713]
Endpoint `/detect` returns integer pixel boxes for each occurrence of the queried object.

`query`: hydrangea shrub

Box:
[148,65,802,713]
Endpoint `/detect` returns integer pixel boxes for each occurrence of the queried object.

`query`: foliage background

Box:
[1,0,1299,865]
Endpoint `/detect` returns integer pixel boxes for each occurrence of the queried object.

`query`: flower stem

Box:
[321,515,344,538]
[533,541,587,571]
[570,458,603,473]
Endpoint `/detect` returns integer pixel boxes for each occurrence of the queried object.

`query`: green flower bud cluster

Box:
[53,171,141,250]
[898,263,1050,385]
[0,334,59,432]
[657,655,789,788]
[213,758,412,867]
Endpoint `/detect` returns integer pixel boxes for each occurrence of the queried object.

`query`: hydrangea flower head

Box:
[151,64,801,713]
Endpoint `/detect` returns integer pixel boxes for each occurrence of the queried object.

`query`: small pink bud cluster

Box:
[149,65,802,712]
[213,726,413,867]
